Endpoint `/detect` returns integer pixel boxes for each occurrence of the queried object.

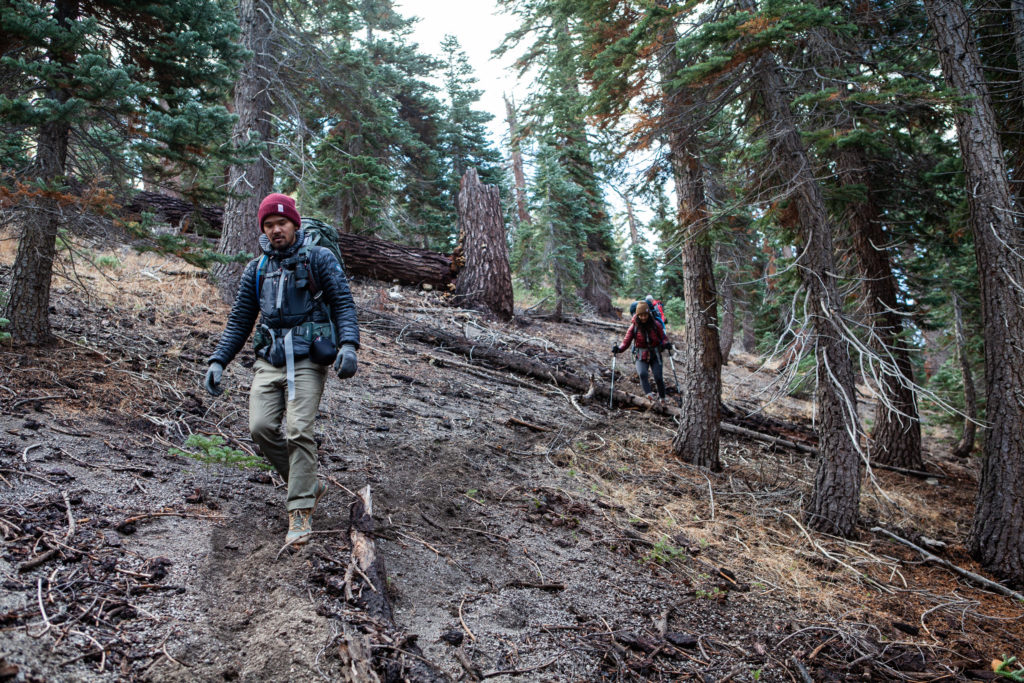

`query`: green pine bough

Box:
[169,434,269,471]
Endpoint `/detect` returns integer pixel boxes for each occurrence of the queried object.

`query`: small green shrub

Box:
[170,434,269,470]
[94,254,122,270]
[994,655,1024,681]
[0,291,9,343]
[645,536,685,565]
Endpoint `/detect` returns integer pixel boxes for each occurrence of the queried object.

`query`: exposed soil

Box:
[0,247,1021,682]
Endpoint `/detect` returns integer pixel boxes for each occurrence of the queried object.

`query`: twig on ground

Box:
[459,596,476,642]
[871,526,1024,602]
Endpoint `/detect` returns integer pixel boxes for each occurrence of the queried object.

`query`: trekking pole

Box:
[609,354,617,409]
[668,350,682,407]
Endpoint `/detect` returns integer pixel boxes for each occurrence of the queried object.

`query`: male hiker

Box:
[613,300,671,402]
[203,193,359,546]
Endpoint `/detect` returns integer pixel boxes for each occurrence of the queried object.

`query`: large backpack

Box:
[301,218,346,274]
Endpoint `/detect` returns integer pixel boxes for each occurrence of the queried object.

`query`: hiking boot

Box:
[313,480,328,513]
[285,508,313,546]
[646,392,658,401]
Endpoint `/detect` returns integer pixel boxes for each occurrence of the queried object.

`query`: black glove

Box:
[612,344,622,355]
[334,344,358,379]
[662,342,672,351]
[204,362,224,396]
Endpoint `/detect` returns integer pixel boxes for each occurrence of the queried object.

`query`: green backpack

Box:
[301,218,346,274]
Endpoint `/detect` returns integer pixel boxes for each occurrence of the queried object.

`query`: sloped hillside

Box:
[0,244,1020,682]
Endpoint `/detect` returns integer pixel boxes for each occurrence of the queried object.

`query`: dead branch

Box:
[871,526,1024,602]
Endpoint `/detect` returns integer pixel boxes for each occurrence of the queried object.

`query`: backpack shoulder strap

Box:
[299,244,324,299]
[254,254,269,300]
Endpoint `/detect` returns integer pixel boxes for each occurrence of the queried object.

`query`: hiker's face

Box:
[262,215,298,249]
[638,312,649,323]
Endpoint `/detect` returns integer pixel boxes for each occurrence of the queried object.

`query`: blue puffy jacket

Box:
[208,230,359,368]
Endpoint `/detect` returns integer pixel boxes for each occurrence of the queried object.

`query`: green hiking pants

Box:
[249,358,328,511]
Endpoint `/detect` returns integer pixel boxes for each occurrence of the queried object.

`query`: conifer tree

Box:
[214,0,275,302]
[498,0,618,316]
[926,0,1024,586]
[439,35,504,194]
[513,140,588,318]
[0,0,243,344]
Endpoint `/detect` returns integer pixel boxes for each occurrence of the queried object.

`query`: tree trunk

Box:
[660,24,722,472]
[625,197,644,292]
[580,231,616,317]
[718,264,735,364]
[213,0,274,303]
[6,122,68,345]
[504,94,531,228]
[741,298,757,353]
[1012,0,1024,104]
[453,168,513,320]
[124,192,456,287]
[336,232,456,287]
[927,0,1024,585]
[757,54,862,538]
[951,292,977,458]
[5,0,78,345]
[837,147,922,470]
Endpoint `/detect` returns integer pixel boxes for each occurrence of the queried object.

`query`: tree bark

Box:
[5,0,78,345]
[927,0,1024,585]
[213,0,274,303]
[337,232,456,287]
[837,147,922,470]
[951,292,978,458]
[757,54,862,538]
[452,168,513,320]
[504,94,531,228]
[660,24,722,472]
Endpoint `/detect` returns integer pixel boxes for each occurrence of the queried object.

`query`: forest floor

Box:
[0,237,1021,683]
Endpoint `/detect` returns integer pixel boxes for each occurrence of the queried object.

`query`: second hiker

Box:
[613,300,671,402]
[203,193,360,546]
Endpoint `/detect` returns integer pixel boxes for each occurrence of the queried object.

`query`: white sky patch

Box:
[394,1,656,237]
[395,0,523,147]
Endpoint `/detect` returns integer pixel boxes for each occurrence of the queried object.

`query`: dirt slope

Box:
[0,249,1021,682]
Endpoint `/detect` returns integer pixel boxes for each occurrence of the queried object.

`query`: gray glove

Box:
[204,362,224,396]
[334,344,357,379]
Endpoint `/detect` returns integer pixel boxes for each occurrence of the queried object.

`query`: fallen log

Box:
[124,190,224,231]
[124,192,456,287]
[364,308,821,454]
[345,485,449,682]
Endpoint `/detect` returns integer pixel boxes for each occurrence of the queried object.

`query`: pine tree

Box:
[438,35,504,196]
[1,0,243,344]
[498,0,618,316]
[926,0,1024,586]
[513,140,588,318]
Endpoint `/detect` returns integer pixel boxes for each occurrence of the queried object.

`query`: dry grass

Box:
[551,403,1022,666]
[1,229,218,318]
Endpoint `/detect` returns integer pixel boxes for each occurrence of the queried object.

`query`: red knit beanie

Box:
[257,193,301,231]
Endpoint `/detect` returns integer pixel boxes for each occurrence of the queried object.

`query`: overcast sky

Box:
[392,1,646,229]
[394,0,522,146]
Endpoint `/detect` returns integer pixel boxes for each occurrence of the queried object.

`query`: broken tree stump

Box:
[452,168,513,321]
